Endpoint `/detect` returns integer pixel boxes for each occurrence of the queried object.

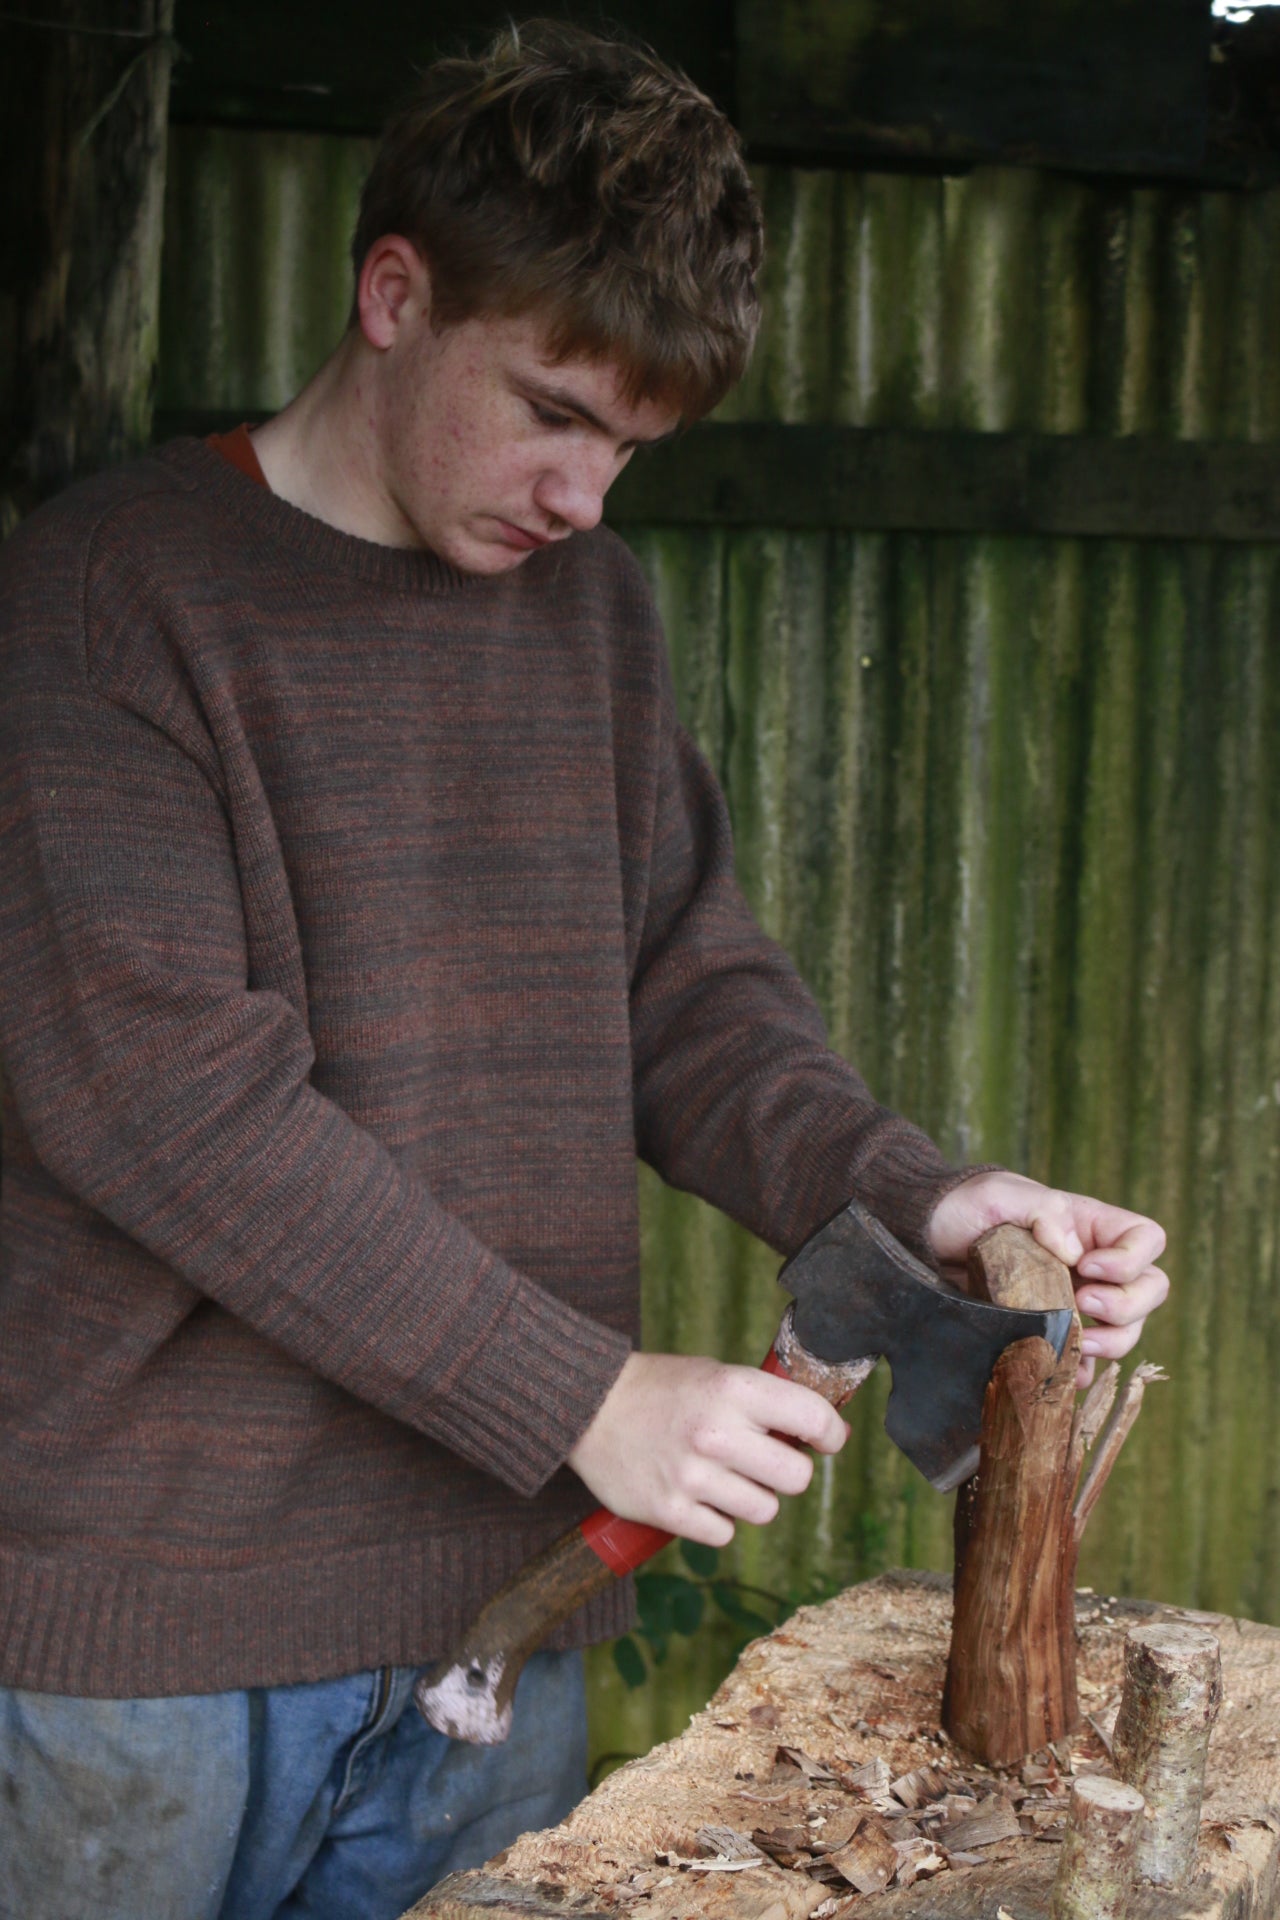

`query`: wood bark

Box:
[1,0,174,529]
[941,1224,1083,1768]
[1114,1622,1223,1887]
[1050,1775,1146,1920]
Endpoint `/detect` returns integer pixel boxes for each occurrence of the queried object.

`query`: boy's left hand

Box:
[928,1170,1169,1386]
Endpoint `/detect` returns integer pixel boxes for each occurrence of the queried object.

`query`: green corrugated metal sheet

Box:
[157,129,1280,1762]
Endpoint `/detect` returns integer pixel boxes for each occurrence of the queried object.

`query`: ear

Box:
[356,236,431,351]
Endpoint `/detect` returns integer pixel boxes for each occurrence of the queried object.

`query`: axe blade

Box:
[778,1201,1074,1492]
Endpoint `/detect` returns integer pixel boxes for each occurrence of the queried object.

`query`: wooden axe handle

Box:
[413,1310,875,1743]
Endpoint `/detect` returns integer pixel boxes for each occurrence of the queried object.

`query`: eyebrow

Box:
[521,377,680,450]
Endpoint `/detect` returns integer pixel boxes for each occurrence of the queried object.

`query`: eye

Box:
[531,402,574,430]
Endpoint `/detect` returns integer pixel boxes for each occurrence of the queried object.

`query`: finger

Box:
[664,1503,736,1549]
[1075,1353,1097,1390]
[711,1430,816,1500]
[684,1462,782,1530]
[1079,1318,1144,1363]
[1075,1266,1169,1329]
[1073,1210,1167,1276]
[737,1375,849,1454]
[1027,1191,1087,1268]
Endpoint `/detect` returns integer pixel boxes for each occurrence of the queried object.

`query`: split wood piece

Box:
[942,1224,1082,1768]
[1070,1361,1121,1458]
[1113,1621,1223,1887]
[1049,1775,1147,1920]
[1073,1364,1169,1542]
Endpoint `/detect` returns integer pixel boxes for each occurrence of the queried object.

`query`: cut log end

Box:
[1050,1775,1146,1920]
[1114,1621,1223,1887]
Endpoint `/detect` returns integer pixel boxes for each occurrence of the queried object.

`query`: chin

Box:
[452,539,540,576]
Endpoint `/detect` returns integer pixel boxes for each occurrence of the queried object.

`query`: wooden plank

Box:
[608,425,1280,543]
[165,0,1272,185]
[152,414,1280,545]
[736,0,1209,179]
[167,0,734,134]
[403,1571,1280,1920]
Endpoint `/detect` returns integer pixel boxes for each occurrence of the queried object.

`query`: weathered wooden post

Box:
[1,0,175,529]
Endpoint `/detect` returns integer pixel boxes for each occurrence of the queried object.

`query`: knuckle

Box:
[686,1414,725,1461]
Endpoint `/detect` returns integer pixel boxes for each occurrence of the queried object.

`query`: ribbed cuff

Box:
[850,1150,1006,1270]
[414,1276,633,1498]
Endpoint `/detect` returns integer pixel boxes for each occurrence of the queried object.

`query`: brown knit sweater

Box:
[0,440,964,1696]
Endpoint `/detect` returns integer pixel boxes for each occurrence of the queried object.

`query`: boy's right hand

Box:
[565,1351,849,1546]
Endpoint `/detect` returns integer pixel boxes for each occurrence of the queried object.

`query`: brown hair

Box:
[351,19,762,421]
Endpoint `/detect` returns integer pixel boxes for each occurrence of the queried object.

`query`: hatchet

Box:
[415,1199,1074,1743]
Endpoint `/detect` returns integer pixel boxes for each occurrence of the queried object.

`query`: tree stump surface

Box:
[405,1571,1280,1920]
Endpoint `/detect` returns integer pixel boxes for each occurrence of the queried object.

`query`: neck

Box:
[251,334,420,548]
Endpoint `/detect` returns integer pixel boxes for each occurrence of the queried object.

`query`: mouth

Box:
[495,520,554,551]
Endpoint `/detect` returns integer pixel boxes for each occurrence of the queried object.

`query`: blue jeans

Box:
[0,1650,586,1920]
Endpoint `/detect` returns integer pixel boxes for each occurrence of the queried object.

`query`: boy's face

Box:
[372,287,680,573]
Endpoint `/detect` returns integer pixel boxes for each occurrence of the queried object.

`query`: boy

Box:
[0,22,1166,1919]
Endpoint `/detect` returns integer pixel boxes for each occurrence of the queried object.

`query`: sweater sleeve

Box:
[629,669,979,1266]
[0,574,630,1500]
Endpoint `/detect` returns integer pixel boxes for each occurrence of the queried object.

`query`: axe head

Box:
[778,1201,1074,1491]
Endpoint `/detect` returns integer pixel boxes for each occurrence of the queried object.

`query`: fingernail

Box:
[1080,1334,1102,1355]
[1077,1293,1103,1316]
[1065,1233,1084,1264]
[1078,1256,1106,1278]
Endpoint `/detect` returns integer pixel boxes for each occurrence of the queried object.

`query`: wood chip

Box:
[839,1756,891,1795]
[774,1745,838,1782]
[748,1701,780,1729]
[694,1826,763,1863]
[892,1837,948,1887]
[655,1851,765,1873]
[750,1824,811,1866]
[890,1764,950,1807]
[827,1818,899,1894]
[809,1810,865,1854]
[943,1795,1022,1850]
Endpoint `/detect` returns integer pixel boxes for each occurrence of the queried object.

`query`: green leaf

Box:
[711,1583,774,1635]
[613,1635,648,1689]
[671,1581,704,1636]
[635,1571,703,1638]
[679,1539,720,1578]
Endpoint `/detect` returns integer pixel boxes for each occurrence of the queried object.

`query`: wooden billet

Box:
[1049,1775,1146,1920]
[1113,1620,1223,1887]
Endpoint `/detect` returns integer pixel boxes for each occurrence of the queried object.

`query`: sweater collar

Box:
[157,437,494,596]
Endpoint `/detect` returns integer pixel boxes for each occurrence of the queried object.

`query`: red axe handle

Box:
[413,1309,876,1743]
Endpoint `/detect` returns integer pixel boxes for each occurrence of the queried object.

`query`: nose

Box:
[533,449,620,534]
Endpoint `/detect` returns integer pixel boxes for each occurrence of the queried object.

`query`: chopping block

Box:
[402,1571,1280,1920]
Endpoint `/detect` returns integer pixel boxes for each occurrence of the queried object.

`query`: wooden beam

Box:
[154,413,1280,545]
[735,0,1210,180]
[168,0,735,135]
[608,423,1280,544]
